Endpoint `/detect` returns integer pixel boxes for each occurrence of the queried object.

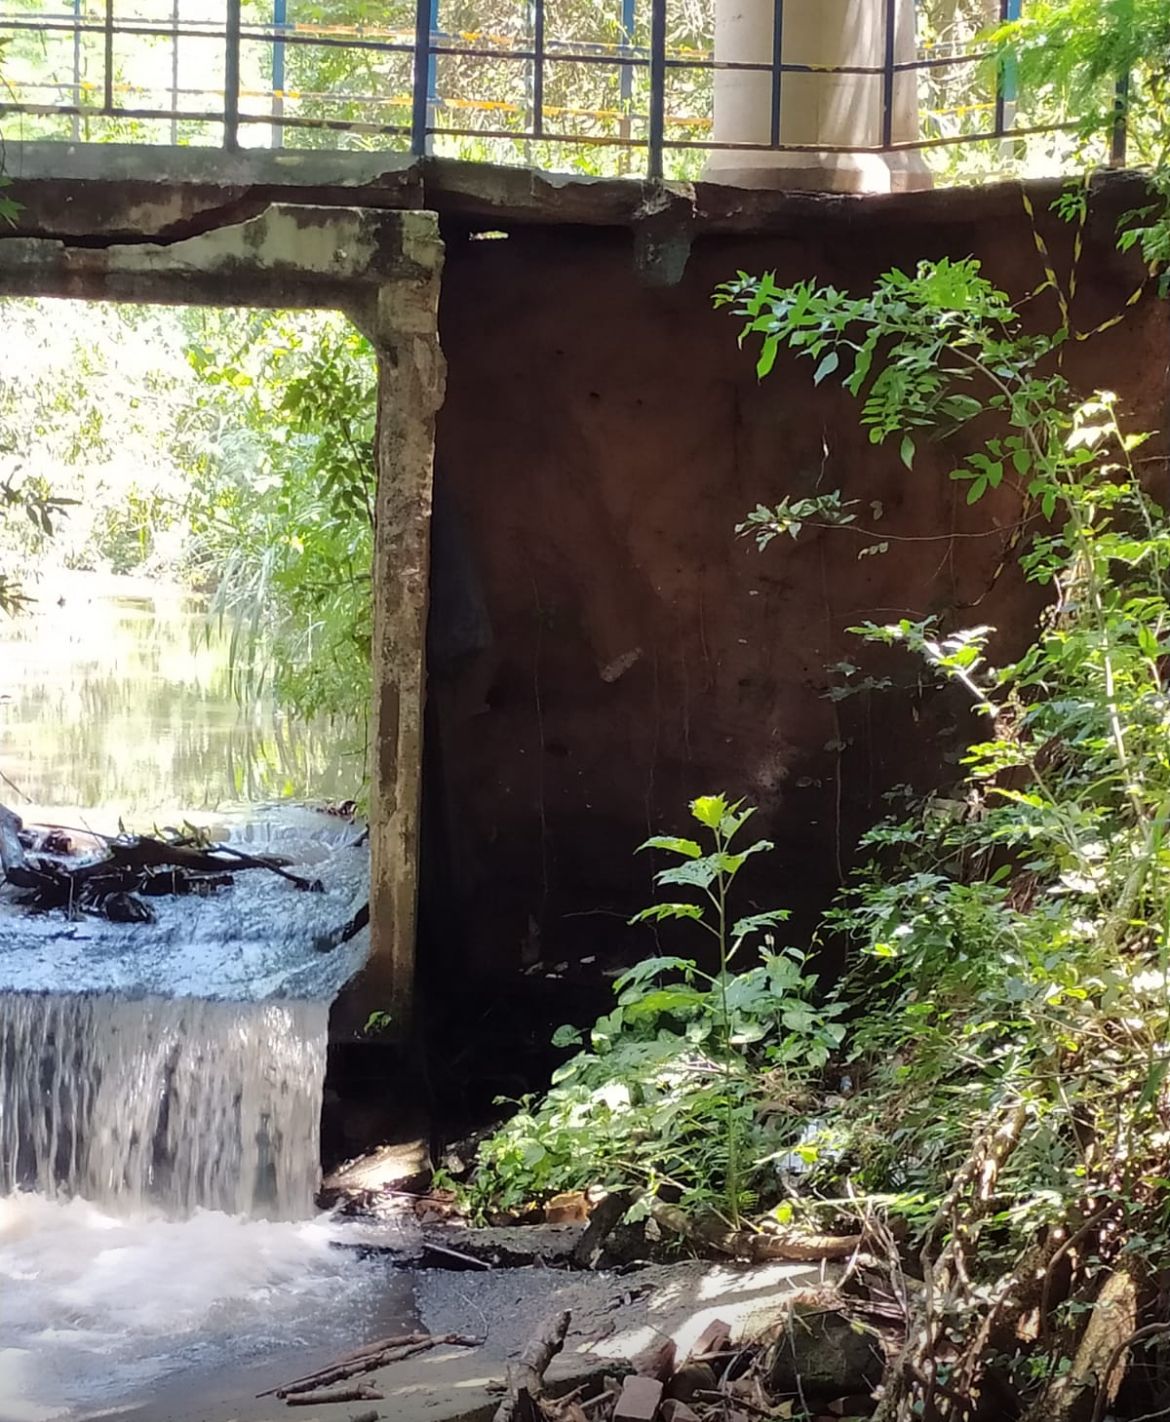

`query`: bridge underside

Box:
[0,186,444,1039]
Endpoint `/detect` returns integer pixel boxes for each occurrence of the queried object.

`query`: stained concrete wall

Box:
[424,182,1169,985]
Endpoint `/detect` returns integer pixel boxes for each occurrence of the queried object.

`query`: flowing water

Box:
[0,577,395,1422]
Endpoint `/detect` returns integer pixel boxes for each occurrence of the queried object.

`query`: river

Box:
[0,570,361,820]
[0,573,389,1422]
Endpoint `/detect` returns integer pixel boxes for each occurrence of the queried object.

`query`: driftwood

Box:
[647,1199,863,1263]
[284,1383,384,1406]
[260,1332,483,1400]
[493,1310,571,1422]
[0,803,320,922]
[314,900,369,952]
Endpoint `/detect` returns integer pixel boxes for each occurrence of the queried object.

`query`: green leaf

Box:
[900,435,916,470]
[690,795,729,830]
[732,910,792,940]
[658,856,723,890]
[551,1025,584,1048]
[813,350,840,386]
[630,903,705,925]
[622,987,707,1019]
[613,956,695,992]
[638,835,703,859]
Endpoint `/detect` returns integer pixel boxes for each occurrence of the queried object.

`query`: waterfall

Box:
[0,992,328,1219]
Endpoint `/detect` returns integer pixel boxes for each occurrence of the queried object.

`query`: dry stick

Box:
[875,1101,1031,1422]
[492,1310,571,1422]
[422,1239,493,1270]
[285,1384,384,1406]
[259,1333,482,1399]
[0,769,30,804]
[1087,1318,1170,1422]
[647,1198,862,1262]
[695,1391,775,1419]
[1038,1203,1116,1343]
[209,841,323,892]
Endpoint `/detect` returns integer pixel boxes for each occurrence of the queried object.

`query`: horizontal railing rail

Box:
[0,0,1127,181]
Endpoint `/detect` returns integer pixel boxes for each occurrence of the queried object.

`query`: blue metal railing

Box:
[0,0,1130,178]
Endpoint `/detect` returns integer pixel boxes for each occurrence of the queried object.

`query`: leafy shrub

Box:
[465,795,844,1226]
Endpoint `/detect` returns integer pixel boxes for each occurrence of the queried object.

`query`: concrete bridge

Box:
[0,0,1138,1036]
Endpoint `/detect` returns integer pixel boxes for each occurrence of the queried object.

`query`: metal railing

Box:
[0,0,1127,181]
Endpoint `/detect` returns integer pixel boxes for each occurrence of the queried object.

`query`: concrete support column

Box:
[360,219,446,1039]
[705,0,931,192]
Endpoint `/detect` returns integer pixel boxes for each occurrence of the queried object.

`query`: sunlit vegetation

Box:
[0,300,374,802]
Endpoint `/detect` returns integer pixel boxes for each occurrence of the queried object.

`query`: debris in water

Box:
[263,1331,484,1401]
[0,801,326,922]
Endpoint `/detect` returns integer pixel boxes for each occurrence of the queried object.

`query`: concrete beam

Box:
[0,202,435,307]
[351,252,446,1041]
[0,141,1148,240]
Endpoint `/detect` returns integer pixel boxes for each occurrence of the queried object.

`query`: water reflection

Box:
[0,572,363,813]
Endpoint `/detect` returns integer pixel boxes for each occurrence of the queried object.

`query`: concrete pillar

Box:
[705,0,931,192]
[360,220,446,1039]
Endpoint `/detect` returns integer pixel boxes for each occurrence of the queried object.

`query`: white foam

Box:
[0,1194,378,1420]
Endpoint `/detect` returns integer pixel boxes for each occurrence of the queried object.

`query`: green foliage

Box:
[0,472,75,613]
[726,251,1170,1414]
[182,310,377,734]
[465,795,843,1227]
[992,0,1170,273]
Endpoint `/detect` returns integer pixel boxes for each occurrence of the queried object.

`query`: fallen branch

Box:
[647,1199,863,1262]
[260,1332,482,1400]
[422,1239,494,1270]
[285,1384,384,1406]
[0,804,320,919]
[209,841,323,892]
[492,1310,571,1422]
[314,900,369,952]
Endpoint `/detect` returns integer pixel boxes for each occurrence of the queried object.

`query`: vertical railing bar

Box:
[71,0,81,137]
[769,0,782,149]
[103,0,114,113]
[410,0,431,156]
[881,0,896,149]
[271,0,286,148]
[223,0,241,147]
[426,0,438,155]
[618,0,635,166]
[532,0,544,140]
[648,0,666,179]
[992,0,1010,138]
[1111,71,1130,168]
[170,0,179,143]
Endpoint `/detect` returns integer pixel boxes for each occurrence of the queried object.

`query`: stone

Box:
[766,1305,883,1403]
[614,1375,664,1422]
[660,1404,700,1422]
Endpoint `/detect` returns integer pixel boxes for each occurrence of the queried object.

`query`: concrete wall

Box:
[0,149,1164,1005]
[424,186,1168,983]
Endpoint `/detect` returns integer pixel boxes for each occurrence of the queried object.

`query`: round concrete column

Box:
[705,0,931,192]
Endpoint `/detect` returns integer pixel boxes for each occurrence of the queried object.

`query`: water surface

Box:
[0,570,363,815]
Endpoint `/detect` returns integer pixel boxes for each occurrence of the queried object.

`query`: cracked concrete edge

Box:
[0,203,442,307]
[2,141,1152,243]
